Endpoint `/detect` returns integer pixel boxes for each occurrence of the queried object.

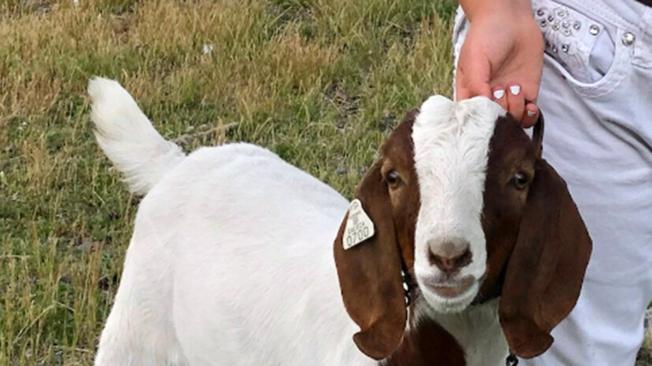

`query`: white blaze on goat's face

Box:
[411,96,505,313]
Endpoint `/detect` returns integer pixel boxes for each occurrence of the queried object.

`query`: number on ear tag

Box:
[343,199,375,250]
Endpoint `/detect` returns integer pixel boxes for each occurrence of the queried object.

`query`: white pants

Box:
[454,1,652,365]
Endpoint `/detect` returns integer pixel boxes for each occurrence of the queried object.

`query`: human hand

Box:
[456,1,544,127]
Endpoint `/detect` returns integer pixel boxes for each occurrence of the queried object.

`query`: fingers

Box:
[458,47,541,126]
[506,84,525,121]
[492,86,508,111]
[491,83,540,127]
[522,103,539,128]
[455,52,492,101]
[464,78,540,128]
[456,75,492,101]
[455,84,472,101]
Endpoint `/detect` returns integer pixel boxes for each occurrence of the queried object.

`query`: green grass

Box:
[0,0,649,365]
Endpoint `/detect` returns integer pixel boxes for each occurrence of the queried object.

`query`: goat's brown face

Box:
[377,112,421,272]
[334,96,591,361]
[476,114,538,302]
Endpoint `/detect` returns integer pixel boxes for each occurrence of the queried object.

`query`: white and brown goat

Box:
[89,78,591,366]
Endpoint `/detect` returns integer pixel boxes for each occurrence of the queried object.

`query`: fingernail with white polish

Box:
[510,85,521,96]
[493,89,505,99]
[527,110,537,117]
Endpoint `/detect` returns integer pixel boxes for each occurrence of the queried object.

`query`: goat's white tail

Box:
[88,77,185,195]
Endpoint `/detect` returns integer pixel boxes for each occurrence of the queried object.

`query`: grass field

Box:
[0,0,649,365]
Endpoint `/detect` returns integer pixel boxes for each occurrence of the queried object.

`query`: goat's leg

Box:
[95,236,188,366]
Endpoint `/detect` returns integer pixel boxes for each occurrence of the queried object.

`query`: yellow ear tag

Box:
[343,199,375,250]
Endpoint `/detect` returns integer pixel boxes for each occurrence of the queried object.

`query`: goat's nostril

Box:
[454,247,473,268]
[428,244,472,275]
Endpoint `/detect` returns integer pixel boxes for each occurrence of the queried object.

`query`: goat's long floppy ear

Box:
[333,161,406,360]
[499,119,592,358]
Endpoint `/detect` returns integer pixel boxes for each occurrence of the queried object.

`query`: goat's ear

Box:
[333,160,406,361]
[499,159,592,358]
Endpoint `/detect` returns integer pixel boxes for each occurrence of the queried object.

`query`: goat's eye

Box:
[511,171,530,190]
[385,170,402,189]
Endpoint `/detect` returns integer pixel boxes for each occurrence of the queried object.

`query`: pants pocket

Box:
[533,0,632,97]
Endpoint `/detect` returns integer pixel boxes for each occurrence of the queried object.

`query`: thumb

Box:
[455,55,492,101]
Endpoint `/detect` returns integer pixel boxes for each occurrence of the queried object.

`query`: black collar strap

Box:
[506,352,519,366]
[401,269,415,306]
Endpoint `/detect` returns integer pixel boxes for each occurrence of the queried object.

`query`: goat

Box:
[89,77,591,366]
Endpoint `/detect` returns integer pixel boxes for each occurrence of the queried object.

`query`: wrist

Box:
[461,0,533,23]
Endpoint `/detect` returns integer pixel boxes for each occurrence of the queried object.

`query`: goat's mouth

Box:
[418,275,479,313]
[420,276,475,299]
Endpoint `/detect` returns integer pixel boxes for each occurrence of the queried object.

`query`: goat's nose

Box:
[428,241,472,275]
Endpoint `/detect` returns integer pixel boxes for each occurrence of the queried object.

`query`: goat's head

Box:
[333,96,592,360]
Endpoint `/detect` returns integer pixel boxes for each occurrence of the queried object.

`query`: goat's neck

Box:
[414,298,508,366]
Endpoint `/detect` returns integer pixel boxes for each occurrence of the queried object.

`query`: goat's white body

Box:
[91,78,509,365]
[95,142,377,366]
[91,79,374,366]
